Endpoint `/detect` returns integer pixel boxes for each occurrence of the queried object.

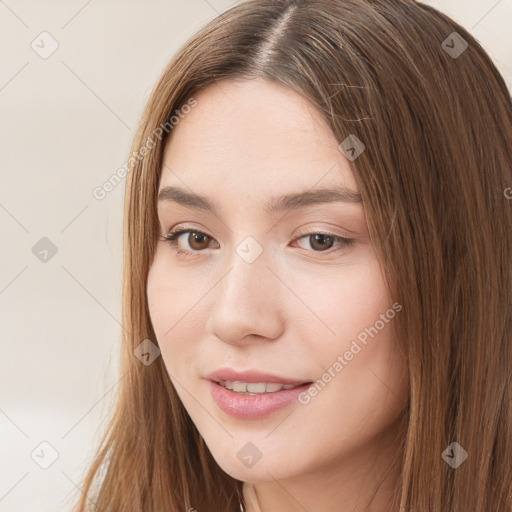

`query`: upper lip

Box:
[205,368,311,385]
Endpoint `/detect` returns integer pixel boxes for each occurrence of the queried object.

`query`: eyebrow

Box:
[157,185,362,214]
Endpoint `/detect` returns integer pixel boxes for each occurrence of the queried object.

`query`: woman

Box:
[72,0,512,510]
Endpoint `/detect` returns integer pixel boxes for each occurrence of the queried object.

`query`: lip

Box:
[205,368,309,385]
[208,380,313,419]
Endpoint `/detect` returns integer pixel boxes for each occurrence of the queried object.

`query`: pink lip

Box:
[208,380,312,419]
[205,368,309,385]
[204,368,312,419]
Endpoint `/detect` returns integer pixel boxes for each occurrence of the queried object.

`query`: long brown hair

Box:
[71,1,512,510]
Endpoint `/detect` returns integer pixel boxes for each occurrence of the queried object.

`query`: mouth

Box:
[205,368,314,418]
[215,380,313,395]
[209,379,314,419]
[206,368,311,388]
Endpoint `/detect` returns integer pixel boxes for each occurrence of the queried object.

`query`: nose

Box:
[205,246,285,345]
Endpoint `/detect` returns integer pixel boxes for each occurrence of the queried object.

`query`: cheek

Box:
[289,257,392,352]
[146,255,206,376]
[147,259,181,359]
[146,249,195,336]
[291,264,407,450]
[288,257,407,401]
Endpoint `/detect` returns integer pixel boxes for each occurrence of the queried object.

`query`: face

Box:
[147,78,409,486]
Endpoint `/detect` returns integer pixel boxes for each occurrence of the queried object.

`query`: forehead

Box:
[160,78,358,206]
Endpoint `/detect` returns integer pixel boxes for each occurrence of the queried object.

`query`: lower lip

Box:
[208,380,312,419]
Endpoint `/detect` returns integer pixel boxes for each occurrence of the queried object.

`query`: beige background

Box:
[0,1,511,510]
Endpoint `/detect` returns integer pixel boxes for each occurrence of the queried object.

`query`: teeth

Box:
[219,380,300,394]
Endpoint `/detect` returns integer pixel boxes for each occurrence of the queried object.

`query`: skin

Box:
[146,78,409,512]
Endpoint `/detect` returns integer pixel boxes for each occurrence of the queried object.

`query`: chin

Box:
[206,441,295,482]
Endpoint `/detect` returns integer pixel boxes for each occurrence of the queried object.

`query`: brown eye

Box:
[308,234,335,251]
[293,231,354,256]
[160,227,354,258]
[160,228,217,256]
[186,232,212,250]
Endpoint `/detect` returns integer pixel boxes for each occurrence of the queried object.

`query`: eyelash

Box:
[159,226,354,258]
